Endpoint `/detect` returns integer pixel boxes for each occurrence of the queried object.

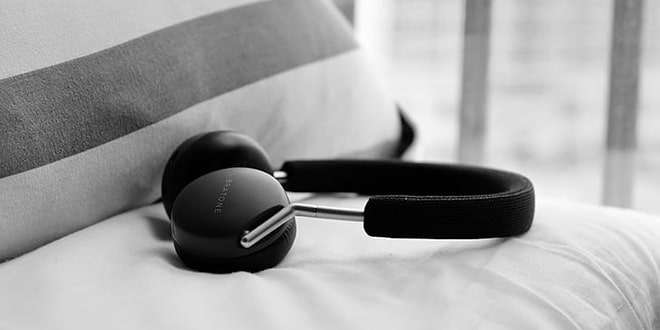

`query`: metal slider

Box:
[240,203,364,248]
[273,171,287,184]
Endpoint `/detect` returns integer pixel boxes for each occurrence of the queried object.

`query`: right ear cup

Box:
[173,220,296,273]
[162,131,273,217]
[170,167,296,273]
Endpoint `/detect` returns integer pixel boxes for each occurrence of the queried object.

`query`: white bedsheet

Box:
[1,196,659,329]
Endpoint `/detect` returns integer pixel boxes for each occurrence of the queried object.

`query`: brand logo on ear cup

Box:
[213,175,233,215]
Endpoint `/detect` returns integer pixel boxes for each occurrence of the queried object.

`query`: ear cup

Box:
[174,220,296,273]
[162,131,273,217]
[170,167,295,273]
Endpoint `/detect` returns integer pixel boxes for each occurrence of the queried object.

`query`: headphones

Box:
[162,131,535,273]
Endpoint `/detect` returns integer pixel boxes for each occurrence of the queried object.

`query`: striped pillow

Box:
[0,0,403,260]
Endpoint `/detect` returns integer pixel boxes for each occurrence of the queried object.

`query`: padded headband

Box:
[281,160,535,239]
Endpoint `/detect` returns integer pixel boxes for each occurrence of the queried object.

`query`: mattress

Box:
[1,195,659,329]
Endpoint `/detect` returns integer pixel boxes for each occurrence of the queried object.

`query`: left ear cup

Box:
[162,131,273,217]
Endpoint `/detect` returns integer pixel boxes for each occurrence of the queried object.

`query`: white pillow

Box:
[0,0,404,259]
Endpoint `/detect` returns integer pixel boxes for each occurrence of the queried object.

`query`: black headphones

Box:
[162,131,535,273]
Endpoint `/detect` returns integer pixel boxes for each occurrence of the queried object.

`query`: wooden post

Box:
[603,0,643,208]
[458,0,492,164]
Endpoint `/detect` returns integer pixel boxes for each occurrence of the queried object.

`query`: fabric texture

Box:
[0,0,402,259]
[0,196,658,329]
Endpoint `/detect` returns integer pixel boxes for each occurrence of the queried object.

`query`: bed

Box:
[1,0,659,328]
[1,195,660,329]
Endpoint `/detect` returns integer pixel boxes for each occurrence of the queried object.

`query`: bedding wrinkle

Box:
[386,239,513,326]
[276,269,364,328]
[475,266,586,330]
[269,258,439,329]
[598,262,656,329]
[226,268,359,329]
[606,215,660,322]
[436,240,557,327]
[514,238,649,329]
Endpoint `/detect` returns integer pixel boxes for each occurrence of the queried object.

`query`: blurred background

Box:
[351,0,660,215]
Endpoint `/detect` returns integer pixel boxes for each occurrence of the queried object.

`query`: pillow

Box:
[0,0,405,260]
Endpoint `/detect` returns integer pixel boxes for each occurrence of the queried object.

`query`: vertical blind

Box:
[338,0,645,209]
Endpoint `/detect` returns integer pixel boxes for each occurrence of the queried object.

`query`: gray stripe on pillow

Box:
[0,0,356,178]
